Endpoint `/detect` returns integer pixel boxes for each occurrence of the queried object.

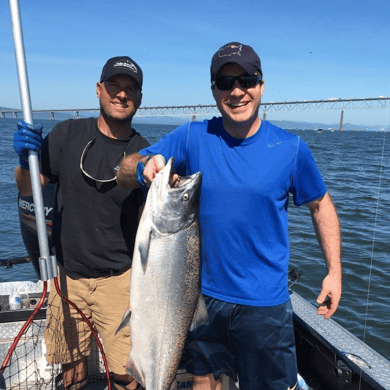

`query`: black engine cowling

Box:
[18,184,56,279]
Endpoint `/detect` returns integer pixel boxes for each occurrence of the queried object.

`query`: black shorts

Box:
[185,296,298,390]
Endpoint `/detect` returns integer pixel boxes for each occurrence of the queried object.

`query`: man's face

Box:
[212,64,264,128]
[97,74,142,123]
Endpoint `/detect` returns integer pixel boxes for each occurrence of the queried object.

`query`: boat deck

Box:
[1,282,390,389]
[291,291,390,389]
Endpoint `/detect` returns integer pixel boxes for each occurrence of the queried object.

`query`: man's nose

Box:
[230,80,245,95]
[116,88,128,99]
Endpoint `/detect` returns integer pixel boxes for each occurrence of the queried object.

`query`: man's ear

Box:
[96,82,102,98]
[137,92,143,110]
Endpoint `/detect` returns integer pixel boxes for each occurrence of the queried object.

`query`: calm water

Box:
[0,118,389,361]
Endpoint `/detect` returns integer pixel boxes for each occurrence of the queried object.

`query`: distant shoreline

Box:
[0,109,386,131]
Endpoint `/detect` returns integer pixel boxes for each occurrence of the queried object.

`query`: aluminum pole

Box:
[9,0,51,264]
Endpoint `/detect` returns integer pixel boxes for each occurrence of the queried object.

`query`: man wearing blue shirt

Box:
[117,42,342,390]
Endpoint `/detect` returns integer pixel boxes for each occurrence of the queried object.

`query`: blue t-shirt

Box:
[141,117,326,306]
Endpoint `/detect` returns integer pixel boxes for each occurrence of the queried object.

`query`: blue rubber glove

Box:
[13,120,43,170]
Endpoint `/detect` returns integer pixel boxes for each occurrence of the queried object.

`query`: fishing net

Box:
[1,311,59,389]
[0,280,111,390]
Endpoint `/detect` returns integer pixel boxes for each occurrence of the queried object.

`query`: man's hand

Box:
[143,154,179,187]
[117,153,179,189]
[13,120,43,170]
[143,154,166,186]
[316,274,342,319]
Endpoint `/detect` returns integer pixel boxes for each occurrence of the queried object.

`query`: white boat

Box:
[1,187,390,390]
[1,278,390,390]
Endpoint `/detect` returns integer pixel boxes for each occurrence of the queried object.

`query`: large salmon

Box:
[118,156,208,390]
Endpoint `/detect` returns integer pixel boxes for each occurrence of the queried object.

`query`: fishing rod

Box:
[358,114,388,390]
[2,2,112,389]
[0,256,31,268]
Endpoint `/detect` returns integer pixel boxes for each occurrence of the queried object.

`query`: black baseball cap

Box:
[210,42,262,81]
[100,56,143,89]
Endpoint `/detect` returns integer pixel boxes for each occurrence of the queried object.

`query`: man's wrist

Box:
[136,154,156,192]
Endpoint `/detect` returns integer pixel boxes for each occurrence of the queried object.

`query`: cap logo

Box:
[218,44,242,58]
[113,60,138,73]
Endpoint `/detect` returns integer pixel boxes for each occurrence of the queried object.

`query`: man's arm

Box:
[116,153,147,188]
[15,166,50,196]
[307,192,342,319]
[117,153,168,188]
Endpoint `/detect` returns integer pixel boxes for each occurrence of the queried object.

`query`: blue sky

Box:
[1,0,390,126]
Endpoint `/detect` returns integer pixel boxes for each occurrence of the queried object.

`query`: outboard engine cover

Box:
[18,183,56,280]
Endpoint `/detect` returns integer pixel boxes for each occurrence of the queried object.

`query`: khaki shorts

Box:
[44,267,131,375]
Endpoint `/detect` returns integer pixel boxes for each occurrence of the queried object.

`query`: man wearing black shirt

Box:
[13,56,149,390]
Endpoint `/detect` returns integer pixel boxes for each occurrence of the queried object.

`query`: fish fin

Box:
[126,358,145,388]
[190,294,209,331]
[138,228,152,272]
[115,307,131,336]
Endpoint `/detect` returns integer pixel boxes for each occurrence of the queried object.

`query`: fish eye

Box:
[183,193,189,201]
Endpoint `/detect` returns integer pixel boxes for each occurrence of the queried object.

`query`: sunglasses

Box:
[80,136,126,184]
[212,75,262,91]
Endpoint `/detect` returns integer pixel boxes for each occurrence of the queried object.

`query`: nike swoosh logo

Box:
[267,141,282,148]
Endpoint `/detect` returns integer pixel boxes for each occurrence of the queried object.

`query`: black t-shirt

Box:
[41,118,150,278]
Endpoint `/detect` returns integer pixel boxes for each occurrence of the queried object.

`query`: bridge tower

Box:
[50,111,54,120]
[339,109,344,132]
[262,109,267,121]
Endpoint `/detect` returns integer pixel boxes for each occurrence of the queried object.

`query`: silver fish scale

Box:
[291,291,390,389]
[184,229,201,286]
[128,221,202,390]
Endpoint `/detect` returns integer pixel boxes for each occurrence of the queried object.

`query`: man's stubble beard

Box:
[99,102,134,124]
